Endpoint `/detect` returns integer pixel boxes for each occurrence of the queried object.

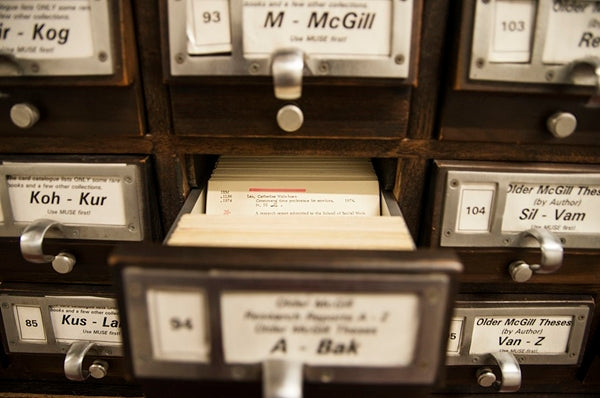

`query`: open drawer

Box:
[110,244,461,397]
[164,189,415,251]
[108,182,463,397]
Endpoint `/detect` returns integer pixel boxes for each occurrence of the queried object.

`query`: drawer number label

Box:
[15,305,46,342]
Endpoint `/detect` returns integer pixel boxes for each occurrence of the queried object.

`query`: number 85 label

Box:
[15,305,46,342]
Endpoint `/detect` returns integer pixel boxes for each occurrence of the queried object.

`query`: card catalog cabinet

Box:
[0,0,598,397]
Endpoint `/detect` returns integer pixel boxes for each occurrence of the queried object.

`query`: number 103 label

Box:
[489,0,536,63]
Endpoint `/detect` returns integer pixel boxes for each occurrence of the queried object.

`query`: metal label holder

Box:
[447,297,593,366]
[0,161,145,241]
[0,295,122,356]
[470,0,600,88]
[114,247,461,386]
[440,168,600,249]
[167,0,415,79]
[0,0,115,76]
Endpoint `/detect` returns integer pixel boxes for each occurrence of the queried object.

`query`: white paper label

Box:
[242,0,398,58]
[447,317,464,354]
[49,305,121,344]
[221,292,419,366]
[207,180,380,216]
[456,183,496,232]
[0,0,94,59]
[147,289,210,363]
[470,315,573,355]
[14,305,45,342]
[7,175,127,226]
[543,1,600,64]
[501,181,600,233]
[489,0,536,63]
[186,0,232,54]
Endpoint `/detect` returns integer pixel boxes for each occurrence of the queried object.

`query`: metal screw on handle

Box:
[546,111,577,138]
[89,360,109,379]
[509,261,534,283]
[476,367,497,388]
[52,252,77,274]
[10,103,40,129]
[277,105,304,132]
[508,228,563,283]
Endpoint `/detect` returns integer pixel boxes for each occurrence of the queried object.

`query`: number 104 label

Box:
[456,183,496,232]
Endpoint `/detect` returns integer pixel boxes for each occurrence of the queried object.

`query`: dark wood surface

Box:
[440,91,600,144]
[170,84,411,139]
[0,85,144,137]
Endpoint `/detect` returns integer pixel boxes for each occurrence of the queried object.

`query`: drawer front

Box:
[425,160,600,284]
[440,0,600,145]
[0,283,131,384]
[0,0,143,136]
[163,0,421,139]
[0,156,159,283]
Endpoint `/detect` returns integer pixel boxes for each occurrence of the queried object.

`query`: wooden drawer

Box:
[161,0,422,140]
[0,283,134,387]
[440,0,600,145]
[423,160,600,285]
[0,0,144,136]
[0,156,160,284]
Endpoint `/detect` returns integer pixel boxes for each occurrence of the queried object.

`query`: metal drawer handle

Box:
[263,359,303,398]
[271,48,304,100]
[20,219,76,274]
[477,352,521,393]
[64,341,109,381]
[570,56,600,94]
[0,54,23,76]
[509,228,563,283]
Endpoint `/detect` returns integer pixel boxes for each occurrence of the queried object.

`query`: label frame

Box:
[0,162,145,241]
[469,0,600,87]
[0,0,115,76]
[122,266,452,384]
[446,299,592,366]
[440,169,600,248]
[167,0,416,79]
[0,295,122,356]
